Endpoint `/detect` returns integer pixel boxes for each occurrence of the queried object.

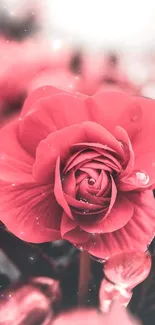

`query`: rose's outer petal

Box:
[88,91,141,139]
[0,121,33,183]
[132,96,155,186]
[0,182,62,242]
[19,93,88,156]
[82,190,155,258]
[21,85,66,116]
[0,122,61,242]
[78,193,134,233]
[104,251,152,289]
[114,126,135,177]
[33,121,124,183]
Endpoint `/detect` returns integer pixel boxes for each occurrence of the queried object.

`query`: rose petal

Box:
[19,92,88,155]
[33,121,124,183]
[21,85,63,116]
[0,122,61,242]
[62,169,76,197]
[132,96,155,185]
[61,212,77,236]
[79,193,133,233]
[0,121,34,183]
[82,190,155,258]
[33,124,86,183]
[63,150,100,174]
[99,279,132,313]
[114,126,135,175]
[72,122,125,157]
[104,251,152,289]
[95,156,122,173]
[64,193,103,211]
[90,91,142,139]
[54,157,73,219]
[0,181,62,243]
[82,161,112,173]
[72,143,123,171]
[61,212,90,244]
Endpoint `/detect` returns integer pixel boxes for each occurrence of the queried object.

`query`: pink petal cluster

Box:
[0,86,155,259]
[99,251,151,312]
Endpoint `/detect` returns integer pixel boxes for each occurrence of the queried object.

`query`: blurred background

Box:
[1,0,155,84]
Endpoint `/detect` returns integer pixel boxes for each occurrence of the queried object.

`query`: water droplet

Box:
[137,126,141,132]
[88,178,96,186]
[130,103,141,123]
[79,197,88,203]
[12,183,16,187]
[90,254,106,264]
[136,171,149,185]
[28,255,36,262]
[74,245,84,251]
[131,115,138,121]
[61,175,65,182]
[83,209,90,214]
[8,294,12,298]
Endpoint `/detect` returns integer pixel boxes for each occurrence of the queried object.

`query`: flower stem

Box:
[78,250,91,305]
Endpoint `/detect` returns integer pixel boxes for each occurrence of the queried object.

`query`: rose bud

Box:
[103,251,151,290]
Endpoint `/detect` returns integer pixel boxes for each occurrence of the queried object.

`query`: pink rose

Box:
[0,86,155,259]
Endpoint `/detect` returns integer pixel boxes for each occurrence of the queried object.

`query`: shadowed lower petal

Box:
[82,190,155,258]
